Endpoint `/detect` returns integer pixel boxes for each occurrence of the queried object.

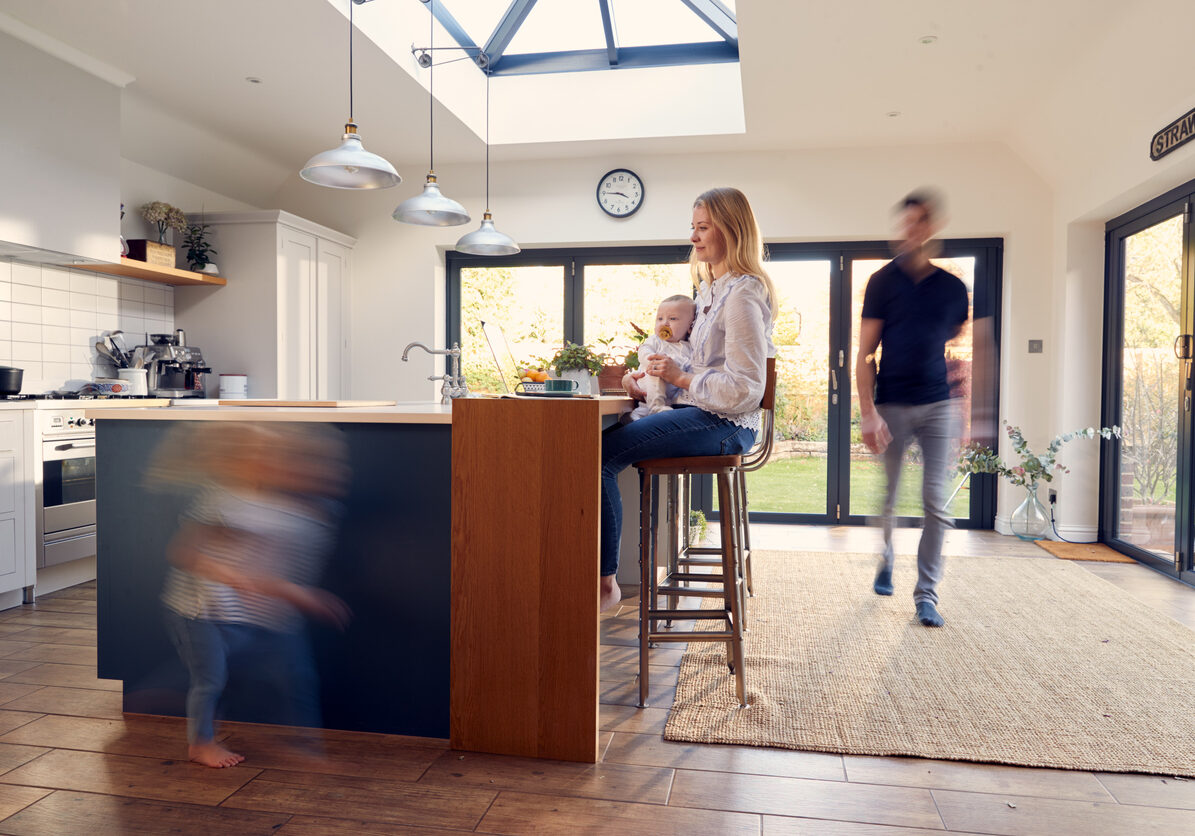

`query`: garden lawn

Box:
[734,456,970,517]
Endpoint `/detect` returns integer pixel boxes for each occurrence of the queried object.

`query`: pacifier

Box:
[658,325,673,340]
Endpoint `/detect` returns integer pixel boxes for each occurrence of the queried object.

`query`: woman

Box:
[600,187,776,611]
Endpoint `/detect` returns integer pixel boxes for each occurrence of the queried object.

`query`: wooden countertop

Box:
[86,395,633,424]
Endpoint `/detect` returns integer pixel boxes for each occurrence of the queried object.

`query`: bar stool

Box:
[635,451,747,708]
[632,358,776,709]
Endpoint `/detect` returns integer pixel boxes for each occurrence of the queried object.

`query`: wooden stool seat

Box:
[636,455,741,475]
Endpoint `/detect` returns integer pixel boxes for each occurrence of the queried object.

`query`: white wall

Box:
[1008,0,1195,538]
[0,30,121,262]
[120,158,260,253]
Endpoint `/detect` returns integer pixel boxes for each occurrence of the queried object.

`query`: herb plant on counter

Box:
[545,342,605,377]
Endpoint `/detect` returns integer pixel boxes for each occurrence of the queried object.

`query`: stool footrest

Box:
[656,586,726,599]
[644,631,736,643]
[648,607,732,619]
[665,571,727,584]
[677,556,723,567]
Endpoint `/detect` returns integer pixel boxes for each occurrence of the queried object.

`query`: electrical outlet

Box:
[1048,489,1057,504]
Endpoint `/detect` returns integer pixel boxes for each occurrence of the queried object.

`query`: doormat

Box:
[1035,539,1137,564]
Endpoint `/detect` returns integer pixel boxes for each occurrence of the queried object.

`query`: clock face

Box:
[597,169,644,218]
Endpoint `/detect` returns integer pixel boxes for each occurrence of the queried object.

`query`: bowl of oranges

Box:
[516,367,549,394]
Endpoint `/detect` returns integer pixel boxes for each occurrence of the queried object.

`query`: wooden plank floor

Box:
[0,526,1192,834]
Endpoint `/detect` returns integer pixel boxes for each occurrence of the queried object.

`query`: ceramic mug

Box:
[544,378,579,393]
[116,368,148,396]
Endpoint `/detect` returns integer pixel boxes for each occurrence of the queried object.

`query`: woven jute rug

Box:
[1035,539,1138,564]
[663,551,1195,776]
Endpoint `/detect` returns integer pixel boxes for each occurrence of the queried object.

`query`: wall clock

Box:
[596,169,644,218]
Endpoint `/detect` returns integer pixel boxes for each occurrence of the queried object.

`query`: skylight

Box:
[350,0,744,147]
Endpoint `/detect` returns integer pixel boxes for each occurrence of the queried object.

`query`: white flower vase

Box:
[1011,483,1050,540]
[560,369,594,395]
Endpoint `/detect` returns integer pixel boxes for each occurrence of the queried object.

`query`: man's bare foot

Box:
[599,575,621,613]
[189,741,245,768]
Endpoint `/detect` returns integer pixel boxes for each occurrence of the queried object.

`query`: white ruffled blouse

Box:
[673,272,775,432]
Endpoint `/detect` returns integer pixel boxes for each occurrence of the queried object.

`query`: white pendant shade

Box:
[300,123,401,190]
[455,211,520,256]
[393,173,471,226]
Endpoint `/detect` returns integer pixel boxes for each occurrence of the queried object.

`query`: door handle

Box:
[1175,334,1192,360]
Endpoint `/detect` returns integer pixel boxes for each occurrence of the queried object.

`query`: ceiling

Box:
[0,0,1121,204]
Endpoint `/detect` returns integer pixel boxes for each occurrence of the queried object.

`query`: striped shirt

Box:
[160,487,337,632]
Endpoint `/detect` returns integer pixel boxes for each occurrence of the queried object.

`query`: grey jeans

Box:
[876,399,959,605]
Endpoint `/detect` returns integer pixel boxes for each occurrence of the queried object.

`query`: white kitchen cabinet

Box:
[0,411,34,596]
[173,211,355,400]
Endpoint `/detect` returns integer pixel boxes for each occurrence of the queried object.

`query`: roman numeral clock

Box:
[597,169,644,218]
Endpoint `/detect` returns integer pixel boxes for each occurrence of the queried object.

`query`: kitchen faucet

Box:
[401,341,469,403]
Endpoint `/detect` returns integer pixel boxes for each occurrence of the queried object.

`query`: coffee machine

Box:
[142,330,211,398]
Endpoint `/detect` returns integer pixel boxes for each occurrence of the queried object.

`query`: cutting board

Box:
[219,400,397,407]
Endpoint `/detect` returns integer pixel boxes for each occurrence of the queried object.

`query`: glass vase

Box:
[1011,483,1050,540]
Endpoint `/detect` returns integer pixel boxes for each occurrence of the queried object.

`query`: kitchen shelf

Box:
[78,257,227,287]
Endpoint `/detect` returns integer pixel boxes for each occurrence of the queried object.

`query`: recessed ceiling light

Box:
[919,35,938,45]
[245,76,263,84]
[886,111,902,118]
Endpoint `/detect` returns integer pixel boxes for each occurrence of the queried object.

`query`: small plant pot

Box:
[560,369,594,395]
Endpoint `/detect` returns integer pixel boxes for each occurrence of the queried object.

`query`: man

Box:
[856,190,968,627]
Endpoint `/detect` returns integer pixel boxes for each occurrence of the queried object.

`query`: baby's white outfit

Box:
[627,333,693,422]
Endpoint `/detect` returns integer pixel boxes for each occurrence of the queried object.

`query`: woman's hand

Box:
[644,354,694,390]
[622,370,647,401]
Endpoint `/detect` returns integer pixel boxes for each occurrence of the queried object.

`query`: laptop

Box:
[480,320,520,394]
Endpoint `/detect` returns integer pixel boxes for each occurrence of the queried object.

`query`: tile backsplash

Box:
[0,260,174,393]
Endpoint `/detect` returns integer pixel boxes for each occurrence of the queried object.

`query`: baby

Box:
[627,294,697,421]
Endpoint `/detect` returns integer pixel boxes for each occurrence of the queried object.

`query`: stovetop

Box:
[0,393,159,401]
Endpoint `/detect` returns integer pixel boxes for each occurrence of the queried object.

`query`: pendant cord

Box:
[485,68,490,212]
[348,1,354,123]
[429,1,434,171]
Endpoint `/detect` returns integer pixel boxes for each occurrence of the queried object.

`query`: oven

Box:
[35,409,97,569]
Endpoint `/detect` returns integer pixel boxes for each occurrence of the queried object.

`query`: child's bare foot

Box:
[599,575,621,613]
[189,741,245,768]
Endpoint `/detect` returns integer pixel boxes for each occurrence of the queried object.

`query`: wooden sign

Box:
[1151,107,1195,161]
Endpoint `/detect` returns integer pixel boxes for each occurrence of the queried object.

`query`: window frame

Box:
[447,238,1003,530]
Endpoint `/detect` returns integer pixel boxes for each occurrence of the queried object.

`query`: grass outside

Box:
[724,456,970,518]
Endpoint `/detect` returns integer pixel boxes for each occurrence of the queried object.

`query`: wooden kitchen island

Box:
[91,396,630,763]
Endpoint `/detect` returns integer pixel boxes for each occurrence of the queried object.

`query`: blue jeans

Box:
[601,406,756,576]
[164,610,319,743]
[876,400,959,605]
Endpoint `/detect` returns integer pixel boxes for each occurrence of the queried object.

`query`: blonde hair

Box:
[690,187,776,322]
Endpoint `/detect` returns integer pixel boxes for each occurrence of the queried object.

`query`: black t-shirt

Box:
[861,258,969,405]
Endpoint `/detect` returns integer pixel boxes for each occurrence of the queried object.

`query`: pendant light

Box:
[300,0,401,190]
[394,0,470,226]
[455,66,520,255]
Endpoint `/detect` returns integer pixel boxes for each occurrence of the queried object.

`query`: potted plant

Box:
[546,342,605,395]
[128,202,188,267]
[182,223,219,273]
[956,422,1121,540]
[596,323,650,394]
[140,201,188,245]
